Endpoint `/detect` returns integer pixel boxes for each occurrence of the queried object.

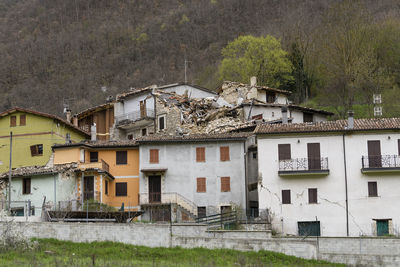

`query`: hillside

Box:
[1,0,399,117]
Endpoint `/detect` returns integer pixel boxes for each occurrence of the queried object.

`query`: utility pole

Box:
[184,57,188,83]
[8,132,12,212]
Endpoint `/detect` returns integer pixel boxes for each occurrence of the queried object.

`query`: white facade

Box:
[159,84,217,99]
[257,130,400,237]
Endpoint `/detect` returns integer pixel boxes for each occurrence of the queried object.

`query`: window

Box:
[196,177,206,192]
[221,177,230,192]
[158,115,166,131]
[303,112,314,123]
[251,114,263,120]
[282,190,291,204]
[368,182,378,197]
[376,219,390,236]
[90,152,98,163]
[298,221,321,236]
[196,147,205,162]
[197,207,206,218]
[220,146,230,161]
[105,180,109,195]
[115,182,127,196]
[252,152,257,159]
[10,116,16,127]
[20,115,26,126]
[221,205,232,213]
[142,128,147,136]
[127,134,133,140]
[150,149,159,163]
[22,178,31,194]
[266,92,276,103]
[139,100,146,118]
[30,144,43,156]
[116,151,127,165]
[278,144,291,161]
[308,188,318,204]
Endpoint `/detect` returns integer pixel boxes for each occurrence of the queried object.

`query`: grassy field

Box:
[0,238,345,267]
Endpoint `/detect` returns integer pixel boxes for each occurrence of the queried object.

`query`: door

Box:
[298,221,321,236]
[376,220,389,236]
[368,140,382,168]
[148,176,161,203]
[83,176,94,201]
[140,100,146,118]
[307,143,321,170]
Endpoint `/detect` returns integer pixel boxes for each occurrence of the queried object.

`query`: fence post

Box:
[86,200,89,223]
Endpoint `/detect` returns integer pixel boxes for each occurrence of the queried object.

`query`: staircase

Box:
[195,211,238,229]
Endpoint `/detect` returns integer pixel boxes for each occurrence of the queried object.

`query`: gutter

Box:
[342,134,349,236]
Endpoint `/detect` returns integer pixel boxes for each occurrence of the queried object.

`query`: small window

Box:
[197,207,207,218]
[266,92,276,103]
[30,144,43,156]
[150,149,159,163]
[20,115,26,126]
[116,151,127,165]
[368,182,378,197]
[90,152,98,163]
[115,182,127,196]
[158,115,166,131]
[196,147,205,162]
[220,146,230,161]
[251,114,263,120]
[221,177,230,192]
[282,190,291,204]
[142,128,147,136]
[278,144,291,161]
[298,221,321,236]
[252,152,257,159]
[22,178,31,194]
[308,188,318,204]
[10,116,16,127]
[303,112,314,123]
[196,177,206,192]
[127,134,133,140]
[105,180,109,195]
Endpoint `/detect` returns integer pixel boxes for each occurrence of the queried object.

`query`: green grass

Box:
[0,238,345,267]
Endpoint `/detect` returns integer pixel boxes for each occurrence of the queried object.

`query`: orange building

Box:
[53,141,139,210]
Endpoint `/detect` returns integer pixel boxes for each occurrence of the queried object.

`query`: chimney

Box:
[72,115,78,127]
[250,76,257,86]
[281,106,288,124]
[91,123,97,141]
[65,109,72,123]
[347,110,354,129]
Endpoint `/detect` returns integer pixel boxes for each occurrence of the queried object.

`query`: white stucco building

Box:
[255,116,400,237]
[137,133,255,222]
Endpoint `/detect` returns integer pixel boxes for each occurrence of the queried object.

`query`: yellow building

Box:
[53,141,139,210]
[0,107,89,173]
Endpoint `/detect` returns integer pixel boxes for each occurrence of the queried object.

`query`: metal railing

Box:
[196,211,237,229]
[140,192,198,216]
[279,157,329,172]
[0,200,35,217]
[115,109,155,125]
[362,155,400,169]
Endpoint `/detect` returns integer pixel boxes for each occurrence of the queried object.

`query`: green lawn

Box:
[0,238,345,267]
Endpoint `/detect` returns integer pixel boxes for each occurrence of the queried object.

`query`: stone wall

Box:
[1,222,399,266]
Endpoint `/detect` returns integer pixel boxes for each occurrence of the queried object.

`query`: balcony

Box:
[278,157,329,176]
[361,155,400,174]
[115,109,155,129]
[79,159,110,173]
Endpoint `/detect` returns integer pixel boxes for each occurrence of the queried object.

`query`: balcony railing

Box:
[361,155,400,173]
[279,157,329,176]
[139,192,197,216]
[115,109,155,125]
[79,159,109,173]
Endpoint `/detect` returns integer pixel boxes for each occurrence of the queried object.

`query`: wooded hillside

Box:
[1,0,399,117]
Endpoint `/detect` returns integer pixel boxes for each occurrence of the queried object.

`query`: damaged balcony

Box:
[361,155,400,174]
[79,159,110,173]
[278,157,329,176]
[115,109,155,129]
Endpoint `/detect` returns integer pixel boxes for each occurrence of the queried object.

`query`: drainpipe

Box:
[342,133,349,236]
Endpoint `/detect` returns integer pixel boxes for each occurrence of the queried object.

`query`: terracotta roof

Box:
[0,163,78,179]
[255,118,400,134]
[0,107,90,137]
[53,140,138,149]
[241,102,334,116]
[116,87,153,101]
[217,81,291,95]
[136,132,252,143]
[76,103,114,119]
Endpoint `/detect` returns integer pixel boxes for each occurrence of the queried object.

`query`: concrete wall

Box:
[258,131,400,237]
[139,141,247,215]
[1,222,399,266]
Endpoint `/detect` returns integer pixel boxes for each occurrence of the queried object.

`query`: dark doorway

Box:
[83,176,94,201]
[307,143,321,170]
[368,140,382,168]
[149,176,161,203]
